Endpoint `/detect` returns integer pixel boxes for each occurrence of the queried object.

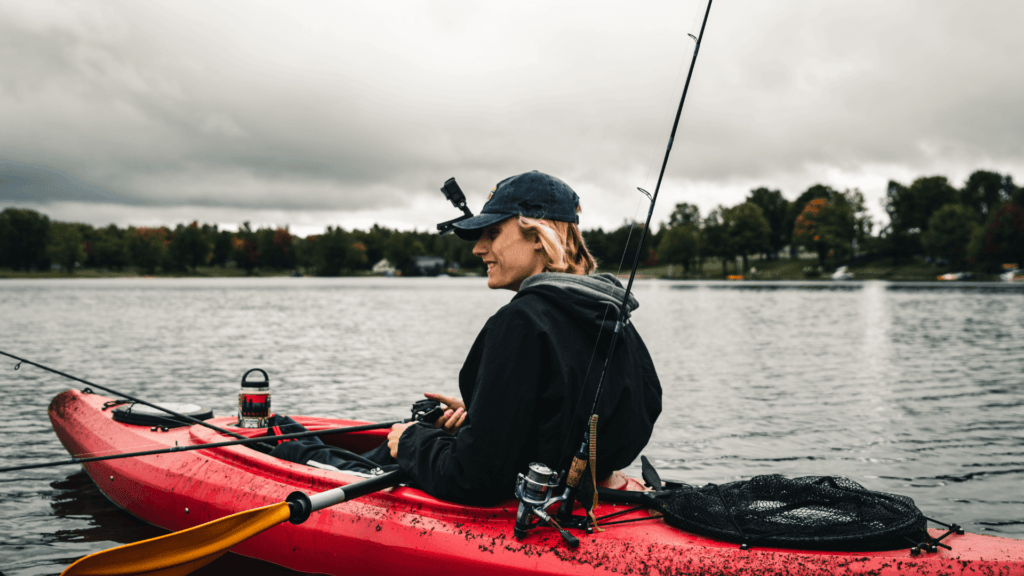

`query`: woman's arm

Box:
[393,309,546,505]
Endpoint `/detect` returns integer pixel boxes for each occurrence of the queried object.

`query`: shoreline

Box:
[3,258,1017,283]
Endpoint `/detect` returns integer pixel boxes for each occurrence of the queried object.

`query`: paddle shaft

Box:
[1,349,265,445]
[0,420,402,473]
[287,469,408,523]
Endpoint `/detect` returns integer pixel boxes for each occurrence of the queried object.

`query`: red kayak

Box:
[49,389,1024,576]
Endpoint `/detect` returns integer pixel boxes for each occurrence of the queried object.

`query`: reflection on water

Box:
[1,277,1022,574]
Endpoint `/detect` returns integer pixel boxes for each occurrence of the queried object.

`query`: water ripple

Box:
[1,278,1022,574]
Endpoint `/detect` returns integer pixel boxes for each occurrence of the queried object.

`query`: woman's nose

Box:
[472,238,487,256]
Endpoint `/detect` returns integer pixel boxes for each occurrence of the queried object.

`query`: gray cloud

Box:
[1,1,1023,232]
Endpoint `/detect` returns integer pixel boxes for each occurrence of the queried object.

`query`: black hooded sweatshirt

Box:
[396,272,662,506]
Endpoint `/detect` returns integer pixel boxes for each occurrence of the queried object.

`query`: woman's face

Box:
[473,217,545,291]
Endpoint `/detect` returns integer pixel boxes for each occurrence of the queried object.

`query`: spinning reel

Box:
[513,463,580,548]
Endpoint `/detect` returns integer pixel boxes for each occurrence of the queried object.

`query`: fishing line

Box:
[614,199,646,277]
[564,0,712,462]
[642,0,706,190]
[556,300,615,466]
[552,0,714,526]
[618,0,706,279]
[643,40,694,189]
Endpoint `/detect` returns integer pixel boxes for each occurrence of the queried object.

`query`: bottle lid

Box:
[241,368,270,388]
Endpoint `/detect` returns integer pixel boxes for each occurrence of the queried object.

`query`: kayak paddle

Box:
[60,469,408,576]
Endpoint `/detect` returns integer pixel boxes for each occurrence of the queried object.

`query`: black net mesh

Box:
[648,475,927,551]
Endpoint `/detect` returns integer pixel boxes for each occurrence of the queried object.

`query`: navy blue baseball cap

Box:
[452,171,580,240]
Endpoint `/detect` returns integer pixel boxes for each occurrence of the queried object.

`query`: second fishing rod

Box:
[513,0,715,539]
[1,350,275,449]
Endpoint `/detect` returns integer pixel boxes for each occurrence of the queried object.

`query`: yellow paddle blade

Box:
[61,501,293,576]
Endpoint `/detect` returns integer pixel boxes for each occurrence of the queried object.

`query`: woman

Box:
[387,171,662,505]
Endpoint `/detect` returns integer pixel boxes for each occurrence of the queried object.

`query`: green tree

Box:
[723,202,771,272]
[128,227,170,274]
[210,229,233,266]
[168,221,210,271]
[258,227,296,270]
[921,204,980,269]
[232,222,260,274]
[884,176,959,262]
[0,208,51,270]
[352,225,391,268]
[700,207,733,275]
[667,203,701,228]
[581,228,609,266]
[657,224,700,275]
[310,226,363,276]
[610,222,648,271]
[384,231,426,274]
[92,224,129,270]
[746,188,789,258]
[969,202,1024,272]
[961,170,1014,218]
[845,189,873,257]
[48,222,86,273]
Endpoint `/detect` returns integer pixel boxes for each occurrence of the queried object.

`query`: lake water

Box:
[1,277,1022,575]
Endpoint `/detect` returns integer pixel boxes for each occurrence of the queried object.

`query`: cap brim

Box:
[451,213,512,240]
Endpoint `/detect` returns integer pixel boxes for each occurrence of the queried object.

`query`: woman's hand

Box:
[424,392,467,434]
[388,422,412,458]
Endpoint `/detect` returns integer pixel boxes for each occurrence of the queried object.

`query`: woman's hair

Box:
[517,210,597,275]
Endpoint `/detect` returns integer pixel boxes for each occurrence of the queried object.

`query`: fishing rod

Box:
[0,420,403,473]
[515,0,715,538]
[1,350,271,450]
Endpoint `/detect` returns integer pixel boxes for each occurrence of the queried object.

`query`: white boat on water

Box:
[831,266,854,281]
[1000,268,1023,282]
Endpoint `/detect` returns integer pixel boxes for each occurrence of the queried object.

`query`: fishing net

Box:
[647,474,928,551]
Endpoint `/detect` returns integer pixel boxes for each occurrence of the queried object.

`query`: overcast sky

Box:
[2,0,1022,236]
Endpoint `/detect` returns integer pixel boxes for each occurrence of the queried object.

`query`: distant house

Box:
[372,259,396,276]
[411,255,446,276]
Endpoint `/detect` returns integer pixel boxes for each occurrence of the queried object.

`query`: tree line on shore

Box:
[1,169,1021,277]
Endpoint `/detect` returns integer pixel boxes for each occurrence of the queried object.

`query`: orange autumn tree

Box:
[792,198,854,266]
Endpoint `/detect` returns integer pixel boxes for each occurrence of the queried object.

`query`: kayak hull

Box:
[49,389,1024,576]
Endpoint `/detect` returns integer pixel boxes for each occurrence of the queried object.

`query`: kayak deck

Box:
[49,389,1024,576]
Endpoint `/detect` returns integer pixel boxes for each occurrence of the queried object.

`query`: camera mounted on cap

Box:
[436,178,474,235]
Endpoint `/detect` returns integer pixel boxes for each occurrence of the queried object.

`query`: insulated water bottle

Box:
[238,368,271,428]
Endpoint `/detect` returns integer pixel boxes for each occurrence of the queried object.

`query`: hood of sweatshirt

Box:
[514,272,638,330]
